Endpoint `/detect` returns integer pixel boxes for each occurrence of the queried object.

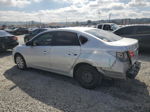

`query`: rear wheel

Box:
[15,54,26,70]
[75,64,102,89]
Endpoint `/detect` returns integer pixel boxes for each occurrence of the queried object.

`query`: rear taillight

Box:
[12,36,18,40]
[128,51,135,57]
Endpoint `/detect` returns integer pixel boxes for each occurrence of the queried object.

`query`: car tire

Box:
[75,64,102,89]
[15,54,27,70]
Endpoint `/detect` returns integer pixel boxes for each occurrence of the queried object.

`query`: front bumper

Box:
[126,61,141,79]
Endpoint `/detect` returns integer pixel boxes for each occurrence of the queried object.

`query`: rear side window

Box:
[114,26,135,35]
[86,29,122,42]
[53,31,80,46]
[136,26,150,34]
[79,36,88,44]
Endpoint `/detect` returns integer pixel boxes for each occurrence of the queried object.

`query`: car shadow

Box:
[0,50,12,58]
[3,66,150,112]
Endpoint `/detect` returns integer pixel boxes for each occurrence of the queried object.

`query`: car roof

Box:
[97,23,116,25]
[57,27,96,32]
[119,24,150,28]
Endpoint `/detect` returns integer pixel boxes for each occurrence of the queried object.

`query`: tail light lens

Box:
[128,51,135,57]
[12,36,18,40]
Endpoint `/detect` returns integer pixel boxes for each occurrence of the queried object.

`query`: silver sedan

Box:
[13,27,141,89]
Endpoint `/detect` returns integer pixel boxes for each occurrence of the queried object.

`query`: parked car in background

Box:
[96,23,120,31]
[13,27,140,89]
[10,27,29,35]
[114,25,150,50]
[0,30,18,51]
[24,28,50,43]
[28,27,38,32]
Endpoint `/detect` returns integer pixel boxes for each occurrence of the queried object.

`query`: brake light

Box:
[12,36,18,40]
[128,51,135,57]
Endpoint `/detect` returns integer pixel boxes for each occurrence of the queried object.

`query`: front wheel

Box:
[15,54,26,70]
[75,65,103,89]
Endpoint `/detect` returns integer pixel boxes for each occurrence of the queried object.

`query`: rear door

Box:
[50,31,81,75]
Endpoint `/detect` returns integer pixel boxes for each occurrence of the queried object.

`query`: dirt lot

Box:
[0,36,150,112]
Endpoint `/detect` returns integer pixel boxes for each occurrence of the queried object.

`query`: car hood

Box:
[106,38,138,51]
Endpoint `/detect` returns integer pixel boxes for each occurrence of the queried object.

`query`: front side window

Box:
[31,29,40,35]
[103,25,111,31]
[86,29,122,42]
[53,31,80,46]
[32,32,54,46]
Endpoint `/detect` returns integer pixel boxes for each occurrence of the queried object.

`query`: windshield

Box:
[86,29,122,42]
[111,24,120,31]
[32,29,46,35]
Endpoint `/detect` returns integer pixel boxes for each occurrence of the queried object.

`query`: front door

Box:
[26,32,54,69]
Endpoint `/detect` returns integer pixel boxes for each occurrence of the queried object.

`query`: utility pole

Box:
[97,11,101,24]
[66,17,68,27]
[109,13,112,22]
[38,16,42,28]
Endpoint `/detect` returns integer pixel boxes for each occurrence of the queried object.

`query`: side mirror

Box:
[26,41,33,46]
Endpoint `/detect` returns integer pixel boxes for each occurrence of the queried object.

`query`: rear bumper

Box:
[6,42,19,49]
[98,61,141,79]
[126,61,141,79]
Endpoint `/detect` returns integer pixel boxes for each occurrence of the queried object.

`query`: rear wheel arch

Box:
[73,63,97,79]
[73,63,103,89]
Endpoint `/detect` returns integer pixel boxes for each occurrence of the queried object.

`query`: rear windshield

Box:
[0,30,13,37]
[86,29,122,42]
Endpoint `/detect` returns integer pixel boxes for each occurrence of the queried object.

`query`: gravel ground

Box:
[0,35,150,112]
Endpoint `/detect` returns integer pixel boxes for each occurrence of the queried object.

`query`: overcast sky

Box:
[0,0,149,23]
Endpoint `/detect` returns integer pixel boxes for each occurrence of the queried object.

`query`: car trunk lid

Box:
[107,38,139,64]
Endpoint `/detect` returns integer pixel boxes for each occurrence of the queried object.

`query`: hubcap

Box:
[16,56,24,69]
[81,71,93,83]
